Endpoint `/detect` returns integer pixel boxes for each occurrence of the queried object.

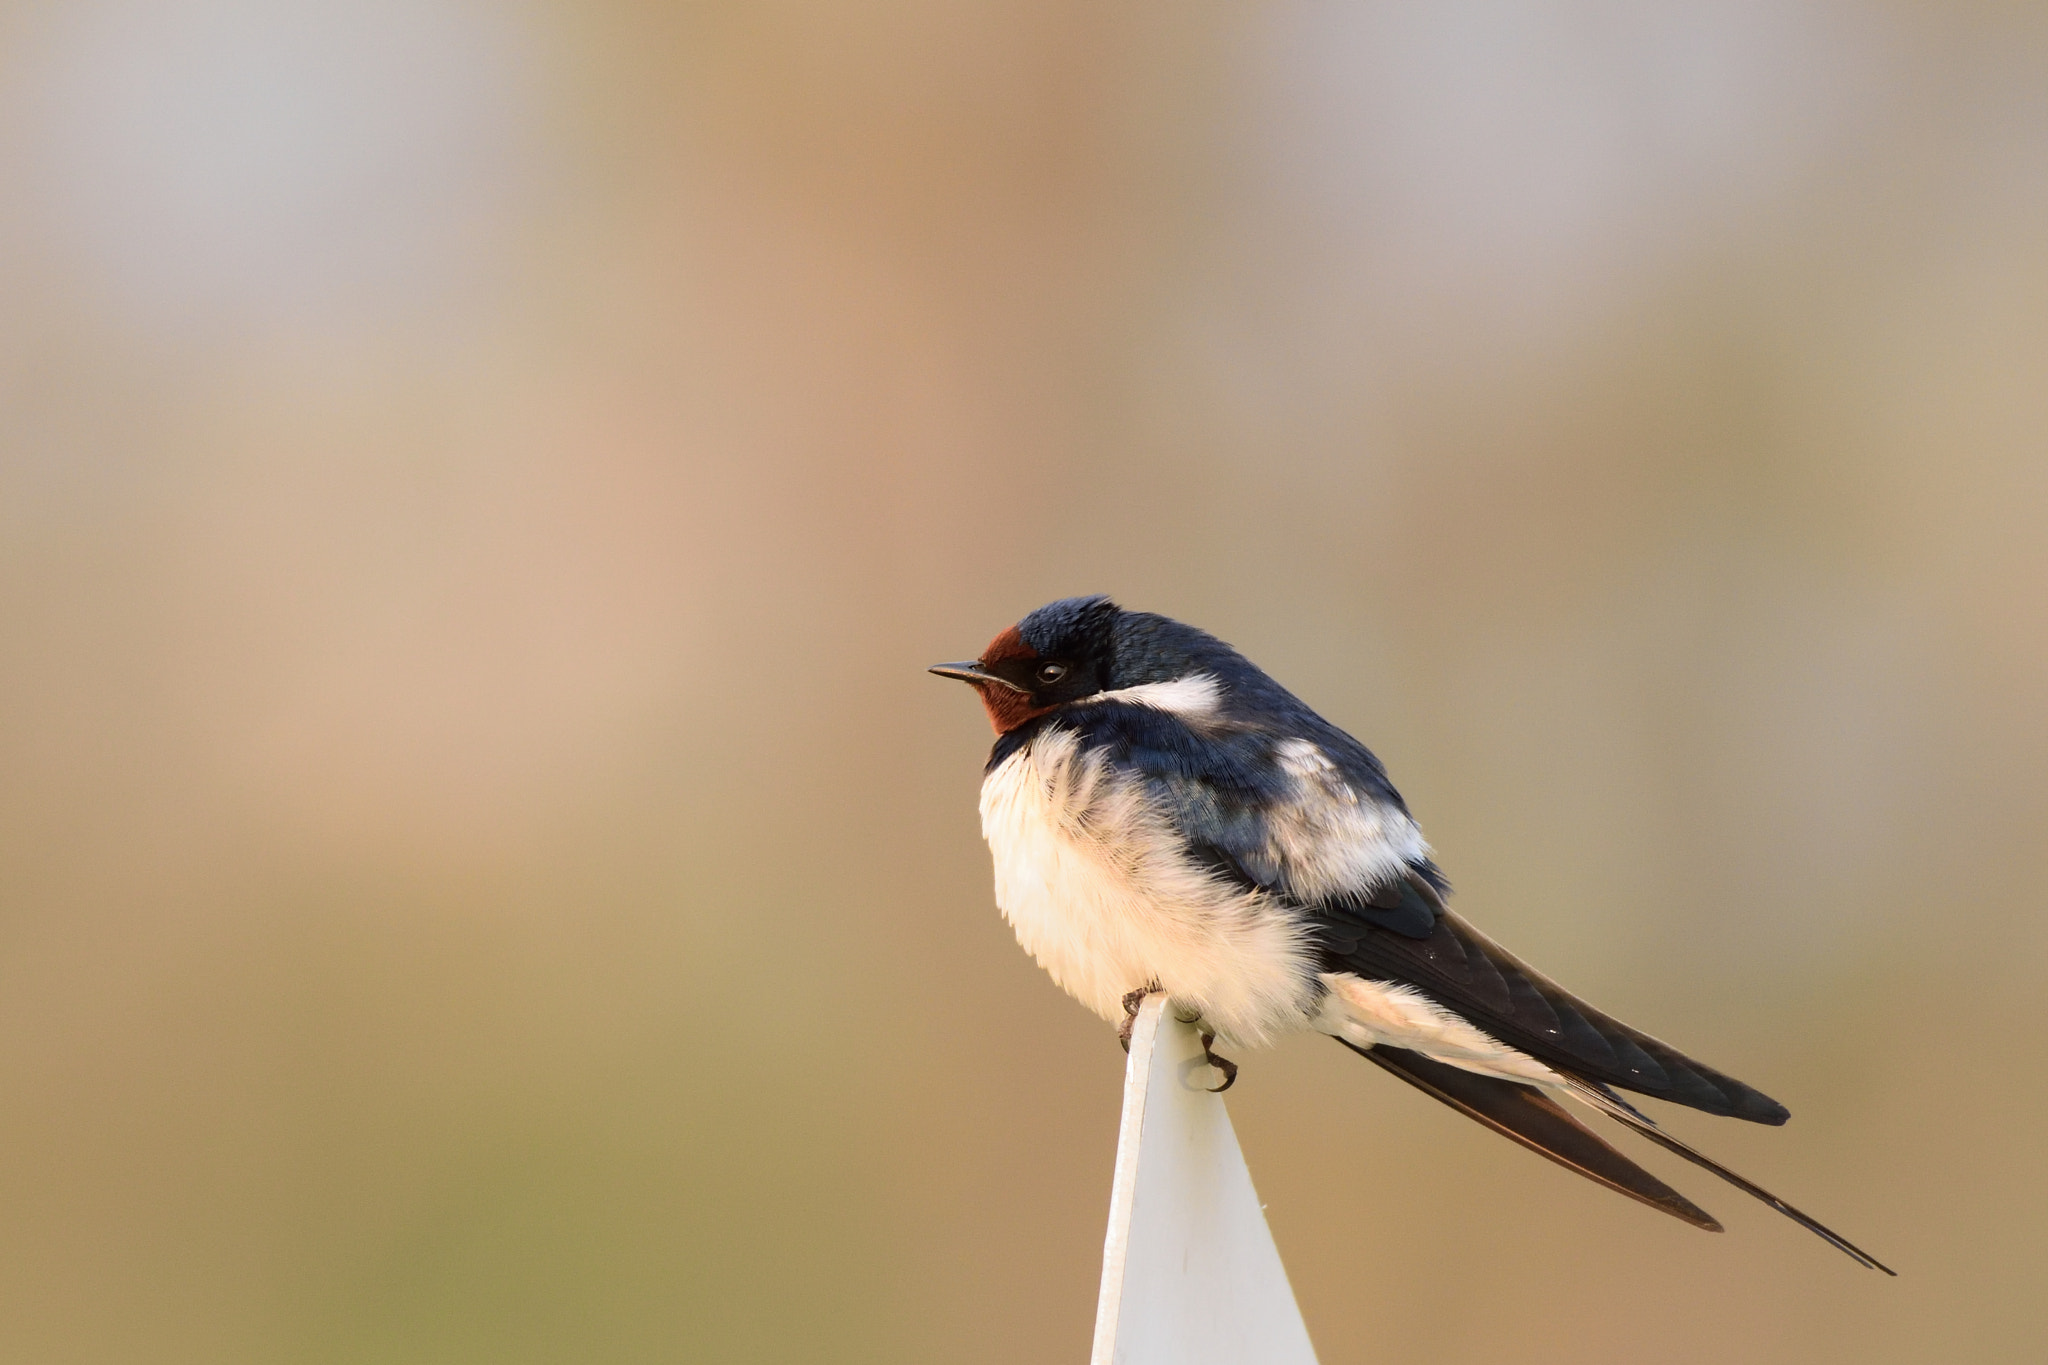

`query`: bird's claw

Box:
[1118,990,1236,1088]
[1118,985,1157,1053]
[1200,1033,1238,1092]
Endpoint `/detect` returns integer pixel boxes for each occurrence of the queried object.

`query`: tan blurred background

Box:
[1,2,2043,1361]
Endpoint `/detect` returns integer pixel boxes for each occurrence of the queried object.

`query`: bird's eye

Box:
[1036,663,1068,684]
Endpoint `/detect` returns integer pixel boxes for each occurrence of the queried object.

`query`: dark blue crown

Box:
[1017,594,1120,657]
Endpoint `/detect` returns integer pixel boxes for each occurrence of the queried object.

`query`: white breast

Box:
[977,727,1318,1047]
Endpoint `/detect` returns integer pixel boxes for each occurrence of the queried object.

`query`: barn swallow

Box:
[932,594,1891,1272]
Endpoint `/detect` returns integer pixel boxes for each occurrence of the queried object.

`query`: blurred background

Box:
[1,2,2043,1361]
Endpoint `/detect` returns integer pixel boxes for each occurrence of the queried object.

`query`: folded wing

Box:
[1064,699,1790,1123]
[1320,872,1791,1124]
[1059,694,1888,1268]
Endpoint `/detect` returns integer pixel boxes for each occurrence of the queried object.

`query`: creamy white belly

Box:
[977,728,1318,1047]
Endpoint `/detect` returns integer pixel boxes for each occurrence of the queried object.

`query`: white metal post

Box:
[1090,994,1319,1365]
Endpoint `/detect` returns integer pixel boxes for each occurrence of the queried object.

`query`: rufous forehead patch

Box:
[979,623,1037,665]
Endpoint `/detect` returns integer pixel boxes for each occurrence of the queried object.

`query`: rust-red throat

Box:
[973,625,1056,734]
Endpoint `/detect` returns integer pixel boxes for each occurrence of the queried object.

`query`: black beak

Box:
[928,661,1029,693]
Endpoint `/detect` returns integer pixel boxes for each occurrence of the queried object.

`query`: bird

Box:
[930,594,1892,1273]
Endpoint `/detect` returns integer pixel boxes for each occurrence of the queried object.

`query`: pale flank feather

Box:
[979,728,1317,1047]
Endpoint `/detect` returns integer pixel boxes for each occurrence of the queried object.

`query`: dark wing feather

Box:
[1357,1044,1894,1271]
[1040,699,1789,1124]
[1346,1041,1721,1231]
[1025,687,1886,1266]
[1045,700,1439,939]
[1319,872,1791,1124]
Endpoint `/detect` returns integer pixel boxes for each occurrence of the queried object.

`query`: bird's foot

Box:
[1118,984,1160,1053]
[1200,1033,1238,1093]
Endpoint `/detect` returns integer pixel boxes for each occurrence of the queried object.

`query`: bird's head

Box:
[929,594,1126,733]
